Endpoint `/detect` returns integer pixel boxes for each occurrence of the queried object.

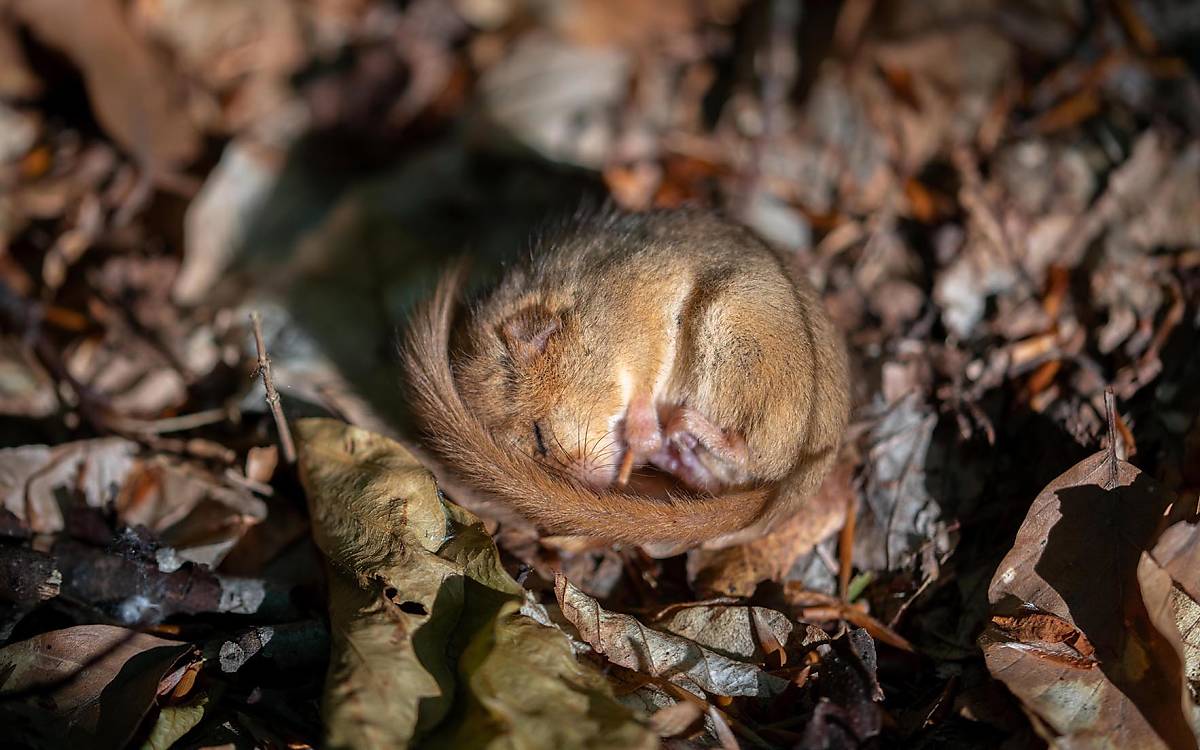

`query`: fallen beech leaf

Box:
[555,573,789,698]
[804,629,884,745]
[296,418,652,749]
[11,0,200,169]
[428,600,656,749]
[648,699,704,737]
[0,438,265,566]
[141,695,208,750]
[1151,518,1200,605]
[0,438,137,534]
[1148,517,1200,735]
[983,450,1196,749]
[989,606,1096,664]
[476,34,628,169]
[175,139,281,306]
[651,603,793,665]
[0,624,190,749]
[856,393,946,571]
[118,459,268,568]
[688,458,853,597]
[245,445,279,485]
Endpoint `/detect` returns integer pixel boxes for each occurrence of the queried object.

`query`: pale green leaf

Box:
[296,418,653,750]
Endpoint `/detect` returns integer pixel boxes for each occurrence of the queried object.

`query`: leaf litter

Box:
[0,0,1198,747]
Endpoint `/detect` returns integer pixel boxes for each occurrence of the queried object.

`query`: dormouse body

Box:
[405,209,849,546]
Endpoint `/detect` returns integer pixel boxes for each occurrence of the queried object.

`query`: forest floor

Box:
[1,0,1199,748]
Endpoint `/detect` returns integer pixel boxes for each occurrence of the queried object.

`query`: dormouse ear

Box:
[499,305,562,360]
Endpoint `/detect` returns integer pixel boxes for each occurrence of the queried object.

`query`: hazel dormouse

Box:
[404,209,850,548]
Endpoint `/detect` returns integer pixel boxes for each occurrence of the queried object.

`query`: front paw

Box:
[662,407,751,491]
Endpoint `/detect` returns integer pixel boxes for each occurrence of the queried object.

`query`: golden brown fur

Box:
[403,209,849,546]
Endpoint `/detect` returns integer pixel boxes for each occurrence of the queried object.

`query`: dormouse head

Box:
[455,297,628,488]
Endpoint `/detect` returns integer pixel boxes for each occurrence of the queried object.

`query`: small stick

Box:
[250,312,296,464]
[838,493,857,602]
[616,450,635,486]
[1103,387,1119,488]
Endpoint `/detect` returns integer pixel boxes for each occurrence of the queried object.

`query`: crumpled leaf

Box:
[117,457,268,568]
[0,438,265,566]
[1151,518,1200,605]
[1149,517,1200,734]
[982,450,1197,749]
[555,573,789,698]
[688,458,853,597]
[140,695,208,750]
[424,600,656,750]
[855,393,946,572]
[0,624,191,749]
[11,0,200,169]
[0,438,137,534]
[802,628,884,747]
[651,603,792,664]
[295,418,652,750]
[175,139,283,306]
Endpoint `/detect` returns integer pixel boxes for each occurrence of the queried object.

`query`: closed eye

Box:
[532,422,547,456]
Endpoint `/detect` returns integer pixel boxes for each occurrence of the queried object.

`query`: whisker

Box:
[587,429,617,462]
[591,435,619,459]
[582,389,606,457]
[551,428,570,458]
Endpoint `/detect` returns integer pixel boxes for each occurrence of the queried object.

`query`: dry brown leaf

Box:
[0,19,40,99]
[11,0,200,169]
[856,393,945,572]
[1151,518,1200,605]
[0,438,264,566]
[475,33,628,168]
[555,573,789,698]
[245,445,279,485]
[547,0,695,48]
[117,458,267,567]
[990,607,1095,659]
[0,438,137,534]
[647,698,704,737]
[651,603,793,665]
[1148,516,1200,734]
[983,450,1196,749]
[688,458,853,597]
[0,624,191,748]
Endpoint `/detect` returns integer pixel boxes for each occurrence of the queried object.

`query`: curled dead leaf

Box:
[11,0,201,170]
[688,458,853,597]
[983,450,1196,749]
[555,572,789,698]
[296,418,653,749]
[651,602,793,665]
[0,625,191,749]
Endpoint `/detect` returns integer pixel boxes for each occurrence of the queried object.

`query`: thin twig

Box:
[1103,388,1119,488]
[250,312,296,464]
[107,407,235,435]
[838,492,857,601]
